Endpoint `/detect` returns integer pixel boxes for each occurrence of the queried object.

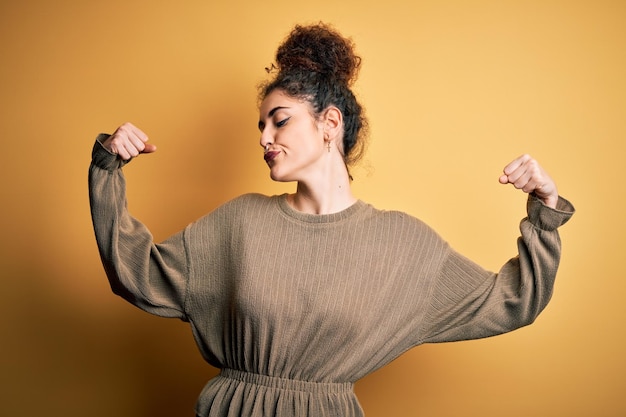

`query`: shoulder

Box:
[220,193,277,213]
[364,203,431,228]
[362,203,445,242]
[184,194,278,242]
[194,193,277,224]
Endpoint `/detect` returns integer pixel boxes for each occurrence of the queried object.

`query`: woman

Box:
[89,23,574,417]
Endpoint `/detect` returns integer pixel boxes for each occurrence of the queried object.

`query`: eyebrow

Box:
[258,106,289,131]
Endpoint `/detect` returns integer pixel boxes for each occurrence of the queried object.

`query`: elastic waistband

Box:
[220,368,354,394]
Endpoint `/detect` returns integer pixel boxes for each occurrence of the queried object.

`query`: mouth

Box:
[264,151,280,163]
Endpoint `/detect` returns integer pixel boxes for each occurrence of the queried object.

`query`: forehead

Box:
[259,89,311,116]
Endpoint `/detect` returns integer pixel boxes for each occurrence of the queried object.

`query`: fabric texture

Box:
[89,137,575,416]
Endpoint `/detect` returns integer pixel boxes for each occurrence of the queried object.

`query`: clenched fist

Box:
[499,154,559,209]
[101,122,156,161]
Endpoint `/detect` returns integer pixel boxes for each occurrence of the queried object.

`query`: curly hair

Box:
[259,23,369,168]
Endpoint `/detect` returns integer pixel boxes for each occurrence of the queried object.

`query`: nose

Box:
[259,128,273,150]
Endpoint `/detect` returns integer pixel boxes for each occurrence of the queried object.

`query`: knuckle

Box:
[115,122,133,136]
[110,138,125,149]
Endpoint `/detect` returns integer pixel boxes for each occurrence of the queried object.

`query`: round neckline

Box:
[275,193,367,224]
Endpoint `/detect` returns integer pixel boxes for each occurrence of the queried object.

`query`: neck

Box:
[288,165,356,215]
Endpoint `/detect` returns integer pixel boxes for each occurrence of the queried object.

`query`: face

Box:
[258,89,327,182]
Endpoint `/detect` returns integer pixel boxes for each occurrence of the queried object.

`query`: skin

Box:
[100,91,559,212]
[499,154,559,209]
[257,90,355,214]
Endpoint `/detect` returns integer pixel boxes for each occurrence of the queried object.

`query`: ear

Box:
[321,106,343,141]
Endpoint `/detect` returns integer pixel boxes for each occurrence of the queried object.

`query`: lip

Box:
[264,151,280,163]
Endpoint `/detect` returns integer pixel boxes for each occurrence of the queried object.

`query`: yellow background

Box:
[1,1,624,416]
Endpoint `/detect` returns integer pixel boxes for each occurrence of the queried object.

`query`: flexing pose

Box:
[89,23,574,417]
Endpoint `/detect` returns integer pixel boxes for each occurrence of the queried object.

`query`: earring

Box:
[326,142,331,152]
[324,133,331,153]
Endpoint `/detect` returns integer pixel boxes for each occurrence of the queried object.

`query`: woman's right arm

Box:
[88,123,189,319]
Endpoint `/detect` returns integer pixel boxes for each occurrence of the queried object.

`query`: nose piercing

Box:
[265,143,271,152]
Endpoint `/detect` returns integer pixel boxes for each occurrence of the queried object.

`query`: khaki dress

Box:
[89,137,574,416]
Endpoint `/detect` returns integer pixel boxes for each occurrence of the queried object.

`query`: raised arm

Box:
[88,123,189,319]
[421,156,574,343]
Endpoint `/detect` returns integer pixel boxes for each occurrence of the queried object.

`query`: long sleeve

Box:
[86,181,576,415]
[88,136,189,319]
[420,195,575,343]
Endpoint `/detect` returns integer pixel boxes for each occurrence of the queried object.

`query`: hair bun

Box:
[274,23,361,86]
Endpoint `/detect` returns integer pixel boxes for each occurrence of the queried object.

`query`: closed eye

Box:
[259,106,290,132]
[257,117,289,132]
[276,117,290,127]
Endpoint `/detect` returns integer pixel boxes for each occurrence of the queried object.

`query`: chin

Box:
[269,168,297,183]
[269,174,295,183]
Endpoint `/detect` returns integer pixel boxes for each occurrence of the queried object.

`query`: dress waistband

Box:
[219,368,354,394]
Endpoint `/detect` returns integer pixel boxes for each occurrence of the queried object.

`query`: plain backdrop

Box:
[1,1,624,416]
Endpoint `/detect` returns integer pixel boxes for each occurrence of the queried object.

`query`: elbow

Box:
[506,289,554,330]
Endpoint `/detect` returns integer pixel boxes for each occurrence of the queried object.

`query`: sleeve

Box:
[420,194,575,343]
[88,135,189,320]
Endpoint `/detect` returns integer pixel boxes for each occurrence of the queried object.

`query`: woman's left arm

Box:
[420,156,575,343]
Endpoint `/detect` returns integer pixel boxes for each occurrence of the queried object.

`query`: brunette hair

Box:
[259,23,369,167]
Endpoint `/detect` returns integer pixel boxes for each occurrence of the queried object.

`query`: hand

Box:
[101,122,157,161]
[499,154,558,209]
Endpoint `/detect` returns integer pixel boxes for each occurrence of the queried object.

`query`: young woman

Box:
[89,23,574,417]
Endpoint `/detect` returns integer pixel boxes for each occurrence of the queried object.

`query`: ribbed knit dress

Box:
[89,137,574,417]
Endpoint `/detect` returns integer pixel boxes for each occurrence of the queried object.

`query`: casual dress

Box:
[89,137,574,416]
